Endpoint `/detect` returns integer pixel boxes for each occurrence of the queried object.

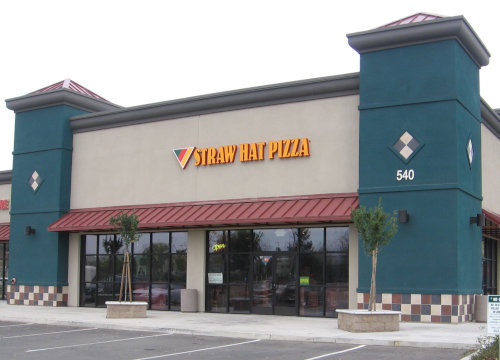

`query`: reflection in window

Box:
[133,233,151,254]
[326,228,349,252]
[206,227,349,318]
[299,228,324,252]
[230,230,252,252]
[254,229,298,252]
[209,231,227,254]
[86,235,98,254]
[100,234,124,255]
[326,254,348,285]
[299,253,323,285]
[0,243,9,300]
[152,233,169,253]
[172,232,187,254]
[133,255,150,282]
[81,232,187,311]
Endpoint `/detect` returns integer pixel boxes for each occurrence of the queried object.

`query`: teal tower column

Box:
[348,16,490,322]
[5,81,119,306]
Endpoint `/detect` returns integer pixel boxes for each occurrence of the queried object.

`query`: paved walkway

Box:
[0,301,486,350]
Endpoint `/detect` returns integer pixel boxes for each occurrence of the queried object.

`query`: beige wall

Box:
[348,224,358,309]
[0,183,11,223]
[482,125,500,214]
[70,95,359,208]
[67,233,81,306]
[186,230,206,311]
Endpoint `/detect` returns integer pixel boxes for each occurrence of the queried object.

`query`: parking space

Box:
[0,321,467,360]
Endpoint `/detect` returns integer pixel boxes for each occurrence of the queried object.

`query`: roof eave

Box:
[0,170,12,184]
[347,16,490,67]
[6,88,123,114]
[69,73,360,133]
[481,98,500,139]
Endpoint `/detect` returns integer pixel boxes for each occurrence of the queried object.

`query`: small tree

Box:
[351,199,398,311]
[109,211,141,302]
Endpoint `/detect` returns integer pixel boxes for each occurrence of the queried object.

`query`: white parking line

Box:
[304,345,367,360]
[26,333,173,352]
[0,323,34,328]
[133,339,262,360]
[2,327,98,339]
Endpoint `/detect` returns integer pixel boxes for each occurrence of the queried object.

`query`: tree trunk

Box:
[369,248,378,311]
[119,251,132,302]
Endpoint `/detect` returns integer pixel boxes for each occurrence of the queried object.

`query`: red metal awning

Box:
[0,223,9,241]
[48,193,358,232]
[484,209,500,239]
[484,209,500,225]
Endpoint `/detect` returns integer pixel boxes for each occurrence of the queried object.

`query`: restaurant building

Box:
[3,13,500,323]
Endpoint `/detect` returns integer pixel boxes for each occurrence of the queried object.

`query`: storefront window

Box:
[299,228,324,252]
[299,253,323,285]
[0,242,8,300]
[230,230,252,252]
[81,231,187,310]
[254,229,298,252]
[482,236,498,295]
[300,287,324,317]
[207,230,228,312]
[326,227,349,252]
[172,232,187,253]
[133,233,151,254]
[206,226,349,317]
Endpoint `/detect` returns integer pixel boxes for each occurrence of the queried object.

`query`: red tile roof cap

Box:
[31,79,107,101]
[381,13,443,28]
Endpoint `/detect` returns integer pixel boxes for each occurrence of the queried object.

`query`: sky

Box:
[1,0,499,171]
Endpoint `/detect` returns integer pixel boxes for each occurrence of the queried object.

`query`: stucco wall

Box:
[0,183,11,223]
[186,230,206,311]
[482,125,500,213]
[348,224,358,309]
[68,233,80,306]
[70,95,359,208]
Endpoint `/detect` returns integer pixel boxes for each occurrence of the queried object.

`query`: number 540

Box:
[396,169,415,181]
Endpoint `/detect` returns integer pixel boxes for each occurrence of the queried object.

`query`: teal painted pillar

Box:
[5,83,119,306]
[348,16,490,322]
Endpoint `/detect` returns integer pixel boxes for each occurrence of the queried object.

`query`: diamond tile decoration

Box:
[28,171,43,192]
[393,131,420,160]
[467,139,474,165]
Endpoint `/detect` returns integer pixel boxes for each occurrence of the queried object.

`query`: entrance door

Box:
[252,254,296,315]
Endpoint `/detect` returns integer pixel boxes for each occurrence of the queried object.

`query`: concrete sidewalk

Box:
[0,301,486,350]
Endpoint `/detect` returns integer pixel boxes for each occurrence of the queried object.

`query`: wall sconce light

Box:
[398,210,410,223]
[24,226,35,236]
[470,213,485,227]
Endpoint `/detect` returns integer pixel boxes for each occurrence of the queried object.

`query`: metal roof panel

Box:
[0,223,9,241]
[48,193,359,232]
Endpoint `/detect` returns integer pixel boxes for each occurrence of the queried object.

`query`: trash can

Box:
[475,294,487,322]
[181,289,198,312]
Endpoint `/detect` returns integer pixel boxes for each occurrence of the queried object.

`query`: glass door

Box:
[252,254,296,315]
[274,254,296,316]
[252,255,273,314]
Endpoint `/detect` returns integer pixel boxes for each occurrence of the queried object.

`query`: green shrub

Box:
[471,335,498,360]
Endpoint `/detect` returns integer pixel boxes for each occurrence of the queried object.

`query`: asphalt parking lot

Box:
[0,321,468,360]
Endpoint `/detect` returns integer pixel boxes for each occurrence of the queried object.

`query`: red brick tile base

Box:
[7,284,68,307]
[357,293,475,323]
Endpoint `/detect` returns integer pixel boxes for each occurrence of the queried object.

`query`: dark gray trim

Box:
[5,89,122,114]
[0,170,12,185]
[70,73,360,133]
[481,99,500,139]
[347,16,490,67]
